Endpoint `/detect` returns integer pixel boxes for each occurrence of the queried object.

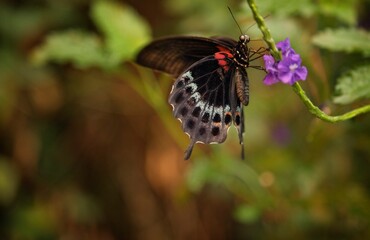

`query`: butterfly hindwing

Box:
[169,56,235,159]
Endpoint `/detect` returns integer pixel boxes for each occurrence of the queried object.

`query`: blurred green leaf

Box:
[31,30,111,69]
[165,0,239,35]
[312,28,370,56]
[234,204,261,223]
[256,0,315,18]
[65,191,102,224]
[257,0,357,24]
[31,1,151,69]
[186,156,232,193]
[186,151,271,207]
[317,0,357,25]
[0,158,18,205]
[12,203,57,239]
[91,0,151,62]
[333,64,370,104]
[186,159,211,192]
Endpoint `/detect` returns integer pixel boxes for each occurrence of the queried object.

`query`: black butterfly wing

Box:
[169,56,239,159]
[136,36,237,75]
[136,35,249,160]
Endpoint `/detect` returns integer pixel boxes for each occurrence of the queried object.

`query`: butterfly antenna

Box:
[248,14,271,41]
[228,6,243,35]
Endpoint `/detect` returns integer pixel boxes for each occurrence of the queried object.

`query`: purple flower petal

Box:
[263,72,279,85]
[263,54,276,71]
[278,71,295,85]
[288,53,301,63]
[262,38,308,86]
[276,38,297,58]
[295,66,308,80]
[276,38,290,52]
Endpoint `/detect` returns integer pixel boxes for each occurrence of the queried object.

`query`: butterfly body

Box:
[136,34,261,159]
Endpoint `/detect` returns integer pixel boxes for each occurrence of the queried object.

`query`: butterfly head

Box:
[239,35,250,44]
[233,35,251,68]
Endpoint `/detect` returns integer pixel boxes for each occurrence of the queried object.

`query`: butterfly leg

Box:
[250,46,269,55]
[249,65,267,73]
[249,47,269,62]
[240,105,245,160]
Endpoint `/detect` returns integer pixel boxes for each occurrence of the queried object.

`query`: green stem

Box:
[246,0,280,60]
[246,0,370,123]
[292,83,370,123]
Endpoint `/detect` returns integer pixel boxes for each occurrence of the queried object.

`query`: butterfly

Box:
[136,34,267,160]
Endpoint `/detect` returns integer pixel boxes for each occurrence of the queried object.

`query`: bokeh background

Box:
[1,0,370,239]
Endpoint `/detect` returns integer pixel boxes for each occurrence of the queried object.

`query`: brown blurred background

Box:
[0,0,370,239]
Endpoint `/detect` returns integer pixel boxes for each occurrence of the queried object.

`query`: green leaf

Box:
[256,0,315,18]
[312,28,370,56]
[186,159,211,192]
[91,1,151,62]
[31,1,151,69]
[0,158,18,205]
[31,30,113,69]
[333,65,370,104]
[317,0,357,25]
[234,204,261,223]
[186,150,272,208]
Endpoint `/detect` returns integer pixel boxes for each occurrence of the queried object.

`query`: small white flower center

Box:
[289,63,298,71]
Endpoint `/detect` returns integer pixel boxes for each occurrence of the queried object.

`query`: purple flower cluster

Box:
[263,38,307,85]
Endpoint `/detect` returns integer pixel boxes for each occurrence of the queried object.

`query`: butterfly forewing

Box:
[136,36,237,75]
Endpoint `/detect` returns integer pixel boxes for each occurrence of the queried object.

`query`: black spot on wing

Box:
[213,113,221,123]
[225,113,232,125]
[192,107,201,117]
[174,92,184,104]
[201,112,210,123]
[211,127,220,136]
[176,80,184,89]
[180,106,188,116]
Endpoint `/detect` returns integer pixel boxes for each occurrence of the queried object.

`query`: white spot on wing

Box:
[191,92,201,102]
[224,105,231,112]
[186,83,197,93]
[181,71,194,82]
[195,102,225,120]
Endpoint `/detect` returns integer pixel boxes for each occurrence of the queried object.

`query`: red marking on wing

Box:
[214,48,233,72]
[214,52,225,60]
[216,46,231,53]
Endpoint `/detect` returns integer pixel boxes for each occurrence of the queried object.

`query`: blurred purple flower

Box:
[263,38,307,85]
[271,123,291,146]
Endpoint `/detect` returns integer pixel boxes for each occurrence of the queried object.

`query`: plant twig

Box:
[246,0,370,122]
